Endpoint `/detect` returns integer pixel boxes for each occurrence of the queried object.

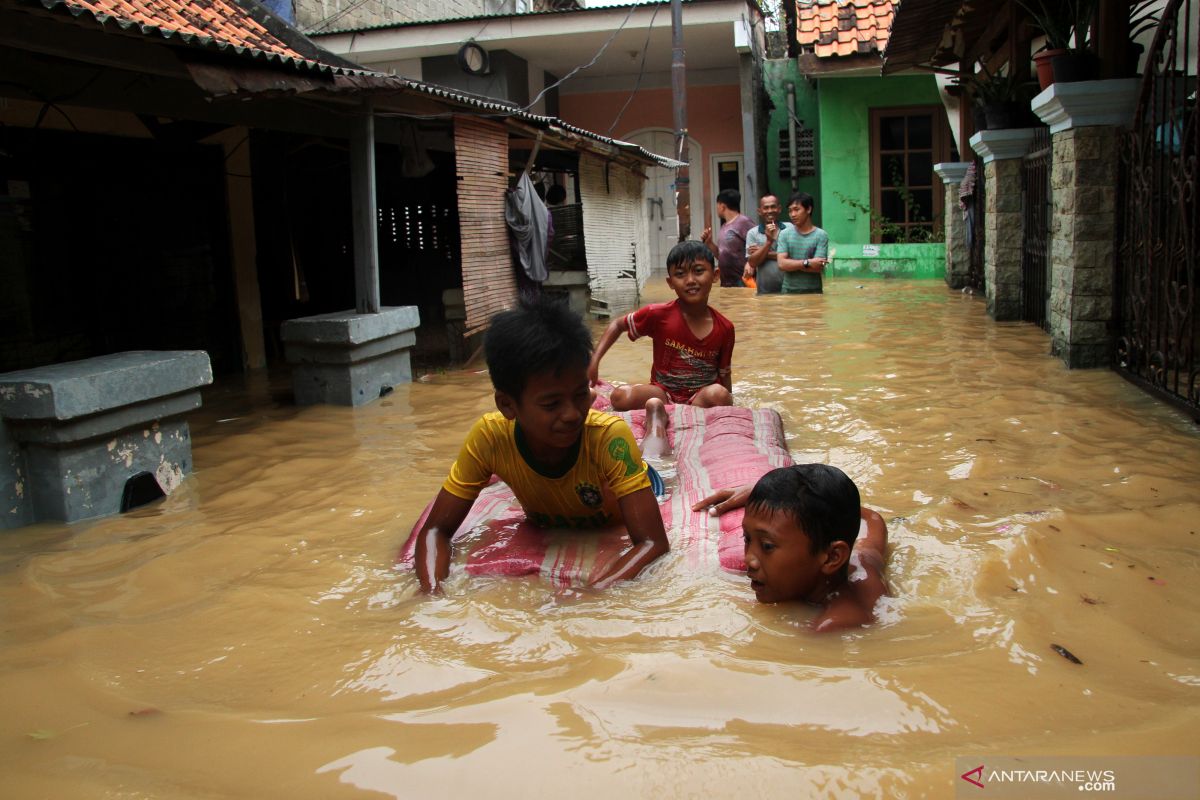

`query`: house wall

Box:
[762,59,821,212]
[560,84,744,232]
[295,0,542,32]
[816,74,941,246]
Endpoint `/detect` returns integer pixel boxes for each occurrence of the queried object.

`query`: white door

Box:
[709,153,745,236]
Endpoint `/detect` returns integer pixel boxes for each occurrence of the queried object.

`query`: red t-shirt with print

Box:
[625,299,735,404]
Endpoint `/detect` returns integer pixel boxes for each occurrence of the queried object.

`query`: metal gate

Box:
[964,159,986,292]
[1021,127,1051,330]
[1115,0,1199,417]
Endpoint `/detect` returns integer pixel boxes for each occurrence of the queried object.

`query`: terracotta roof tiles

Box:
[35,0,344,71]
[796,0,894,59]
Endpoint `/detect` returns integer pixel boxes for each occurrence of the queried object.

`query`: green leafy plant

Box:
[834,185,944,245]
[960,62,1027,105]
[1129,0,1160,41]
[1018,0,1100,52]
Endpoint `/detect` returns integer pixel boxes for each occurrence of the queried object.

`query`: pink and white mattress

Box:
[398,399,793,586]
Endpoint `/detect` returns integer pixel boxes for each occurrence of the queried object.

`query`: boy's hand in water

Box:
[692,484,752,516]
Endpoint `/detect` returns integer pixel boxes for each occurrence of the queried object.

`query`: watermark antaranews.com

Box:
[955,756,1199,798]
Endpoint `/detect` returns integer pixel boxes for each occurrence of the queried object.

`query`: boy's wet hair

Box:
[666,239,716,271]
[787,192,815,211]
[485,294,593,400]
[747,464,861,553]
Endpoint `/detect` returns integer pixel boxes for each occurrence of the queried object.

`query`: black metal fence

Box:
[1114,0,1199,418]
[965,159,986,293]
[1021,126,1051,331]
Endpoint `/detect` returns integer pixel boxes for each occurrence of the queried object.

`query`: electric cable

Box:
[522,3,638,112]
[605,2,662,136]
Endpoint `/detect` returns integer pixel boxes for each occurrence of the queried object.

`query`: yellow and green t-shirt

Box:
[443,409,650,529]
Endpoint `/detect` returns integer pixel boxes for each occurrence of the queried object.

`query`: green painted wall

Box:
[816,74,942,246]
[827,243,945,280]
[762,59,821,210]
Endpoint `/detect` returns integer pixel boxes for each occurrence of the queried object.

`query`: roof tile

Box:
[40,0,320,65]
[795,0,894,59]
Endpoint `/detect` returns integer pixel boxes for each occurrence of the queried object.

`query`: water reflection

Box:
[1,279,1198,798]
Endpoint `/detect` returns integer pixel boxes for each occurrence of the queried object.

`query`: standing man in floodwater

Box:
[743,193,792,295]
[701,189,756,287]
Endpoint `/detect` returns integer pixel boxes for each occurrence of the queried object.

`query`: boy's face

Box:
[665,257,715,306]
[758,195,781,223]
[496,364,592,459]
[742,507,847,604]
[788,201,811,228]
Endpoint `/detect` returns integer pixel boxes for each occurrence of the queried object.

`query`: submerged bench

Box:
[0,351,212,528]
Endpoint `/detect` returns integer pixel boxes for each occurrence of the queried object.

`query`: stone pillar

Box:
[0,351,213,527]
[933,162,971,289]
[1033,79,1140,368]
[969,129,1037,321]
[281,306,420,406]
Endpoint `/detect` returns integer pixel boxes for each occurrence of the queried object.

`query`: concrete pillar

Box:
[281,306,420,406]
[933,162,971,289]
[969,129,1037,321]
[1047,126,1119,367]
[0,351,212,527]
[1032,79,1139,368]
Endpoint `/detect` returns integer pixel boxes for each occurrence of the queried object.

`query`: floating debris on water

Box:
[1051,644,1083,664]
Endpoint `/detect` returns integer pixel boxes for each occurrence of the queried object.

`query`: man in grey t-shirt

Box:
[743,193,793,294]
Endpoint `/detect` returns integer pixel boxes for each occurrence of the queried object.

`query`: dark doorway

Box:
[0,127,241,374]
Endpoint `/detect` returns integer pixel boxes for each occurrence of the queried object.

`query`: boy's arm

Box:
[412,489,475,594]
[590,487,669,589]
[588,314,631,386]
[812,508,889,632]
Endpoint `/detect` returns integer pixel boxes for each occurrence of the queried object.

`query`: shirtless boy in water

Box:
[588,240,735,456]
[694,464,889,632]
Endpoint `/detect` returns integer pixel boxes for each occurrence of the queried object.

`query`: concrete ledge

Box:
[0,351,211,421]
[282,306,420,407]
[969,128,1038,163]
[280,306,420,346]
[1032,78,1140,134]
[934,161,972,185]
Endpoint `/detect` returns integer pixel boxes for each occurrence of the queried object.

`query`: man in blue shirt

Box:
[776,192,829,294]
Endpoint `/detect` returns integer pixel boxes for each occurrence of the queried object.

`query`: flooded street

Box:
[1,278,1198,798]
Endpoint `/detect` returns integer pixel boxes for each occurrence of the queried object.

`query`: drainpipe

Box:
[786,81,798,192]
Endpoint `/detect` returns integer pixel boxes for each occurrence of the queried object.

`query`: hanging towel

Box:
[505,172,550,283]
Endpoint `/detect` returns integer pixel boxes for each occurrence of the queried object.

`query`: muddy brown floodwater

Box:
[1,279,1198,798]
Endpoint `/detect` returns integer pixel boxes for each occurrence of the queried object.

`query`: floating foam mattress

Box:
[398,398,792,586]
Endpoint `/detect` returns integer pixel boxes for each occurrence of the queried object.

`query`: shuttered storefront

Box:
[454,115,515,335]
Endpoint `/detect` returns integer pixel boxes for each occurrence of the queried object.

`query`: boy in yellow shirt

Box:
[414,296,669,594]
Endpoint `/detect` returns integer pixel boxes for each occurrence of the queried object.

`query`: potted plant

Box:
[1126,0,1160,76]
[961,62,1035,130]
[1019,0,1101,88]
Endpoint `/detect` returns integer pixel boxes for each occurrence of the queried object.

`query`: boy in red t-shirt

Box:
[588,240,735,455]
